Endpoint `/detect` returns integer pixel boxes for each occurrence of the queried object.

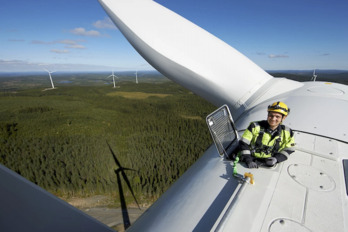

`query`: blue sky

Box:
[1,0,348,72]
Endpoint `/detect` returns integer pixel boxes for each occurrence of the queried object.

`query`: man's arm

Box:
[274,127,295,162]
[239,122,259,168]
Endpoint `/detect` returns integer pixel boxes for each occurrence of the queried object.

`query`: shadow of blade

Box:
[106,141,141,230]
[115,169,131,230]
[121,168,141,210]
[106,141,122,168]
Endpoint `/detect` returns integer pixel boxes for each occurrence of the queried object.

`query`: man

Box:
[239,101,295,168]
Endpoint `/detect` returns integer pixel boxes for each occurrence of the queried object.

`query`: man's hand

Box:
[265,157,277,167]
[247,161,258,169]
[274,153,288,163]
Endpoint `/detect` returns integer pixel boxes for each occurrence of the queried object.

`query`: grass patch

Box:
[180,114,204,120]
[107,91,171,99]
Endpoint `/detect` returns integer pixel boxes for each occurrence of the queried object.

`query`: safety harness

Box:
[251,126,282,158]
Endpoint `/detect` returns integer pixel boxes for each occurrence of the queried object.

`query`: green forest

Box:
[0,77,215,205]
[1,70,347,206]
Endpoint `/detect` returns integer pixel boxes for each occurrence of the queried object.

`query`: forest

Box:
[1,70,347,206]
[0,76,215,205]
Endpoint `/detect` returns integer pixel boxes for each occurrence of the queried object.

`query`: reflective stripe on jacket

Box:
[240,120,295,159]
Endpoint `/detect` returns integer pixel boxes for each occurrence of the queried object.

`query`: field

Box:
[0,72,215,206]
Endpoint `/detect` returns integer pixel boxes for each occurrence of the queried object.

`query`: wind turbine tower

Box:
[312,69,318,82]
[107,70,118,88]
[135,70,138,84]
[44,69,56,89]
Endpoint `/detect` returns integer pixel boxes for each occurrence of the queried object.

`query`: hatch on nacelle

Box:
[206,105,240,160]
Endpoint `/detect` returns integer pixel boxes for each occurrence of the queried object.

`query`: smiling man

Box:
[239,102,295,168]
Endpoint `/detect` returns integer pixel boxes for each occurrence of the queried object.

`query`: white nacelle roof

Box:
[236,81,348,143]
[128,131,348,232]
[219,131,348,232]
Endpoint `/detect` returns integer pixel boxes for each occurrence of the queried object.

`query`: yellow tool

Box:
[244,172,255,185]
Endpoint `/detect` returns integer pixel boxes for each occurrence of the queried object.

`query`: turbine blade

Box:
[99,0,302,118]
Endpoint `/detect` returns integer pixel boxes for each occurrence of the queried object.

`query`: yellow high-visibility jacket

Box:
[239,120,295,163]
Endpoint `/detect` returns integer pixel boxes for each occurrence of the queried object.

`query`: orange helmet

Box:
[268,101,290,116]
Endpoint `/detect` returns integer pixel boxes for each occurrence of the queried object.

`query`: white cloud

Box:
[0,59,40,71]
[31,39,86,50]
[32,40,54,45]
[70,27,101,37]
[65,44,86,49]
[268,54,289,59]
[93,17,117,30]
[8,39,25,42]
[0,59,117,72]
[58,40,86,49]
[50,49,70,54]
[0,59,26,65]
[58,39,83,45]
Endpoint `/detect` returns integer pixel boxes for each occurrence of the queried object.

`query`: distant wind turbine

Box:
[311,69,318,82]
[135,70,138,84]
[107,70,118,88]
[44,69,56,89]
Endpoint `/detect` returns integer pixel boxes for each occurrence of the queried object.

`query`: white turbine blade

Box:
[43,68,55,74]
[0,164,113,232]
[107,71,115,79]
[99,0,302,117]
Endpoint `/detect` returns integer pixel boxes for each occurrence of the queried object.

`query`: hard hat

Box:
[268,101,290,116]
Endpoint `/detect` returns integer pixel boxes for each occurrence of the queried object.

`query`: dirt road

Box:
[84,207,145,231]
[65,195,148,232]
